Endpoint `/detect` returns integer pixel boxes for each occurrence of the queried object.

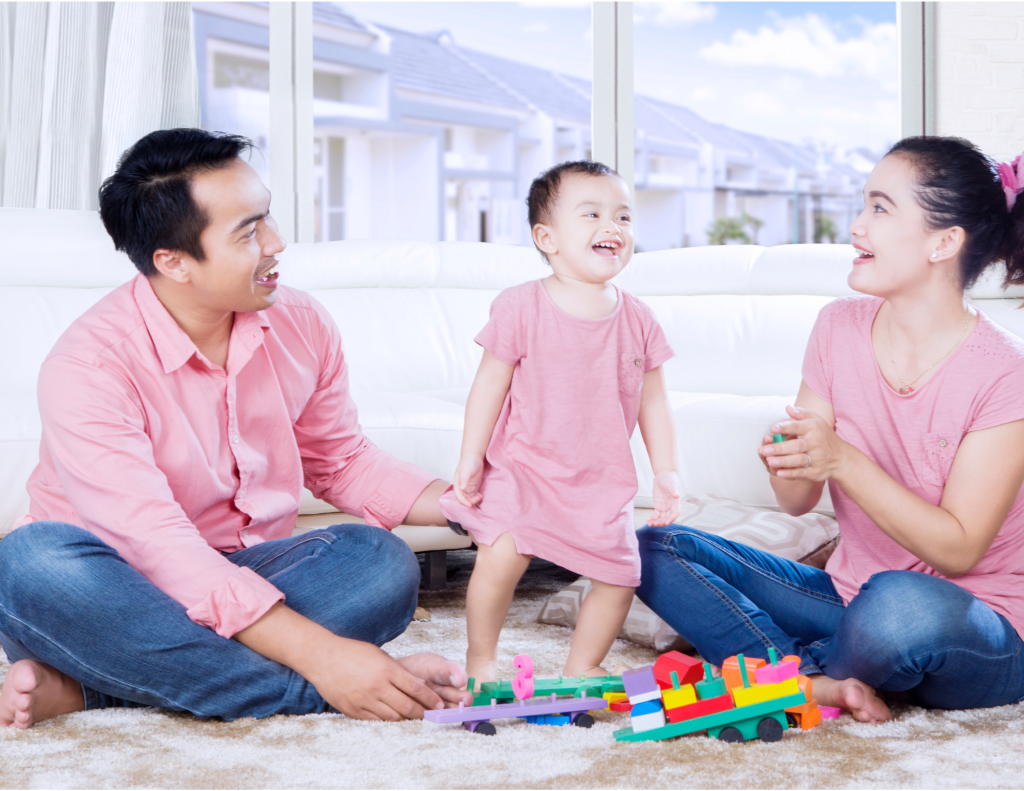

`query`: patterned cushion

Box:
[536,495,840,653]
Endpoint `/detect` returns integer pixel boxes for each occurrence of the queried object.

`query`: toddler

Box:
[441,161,681,683]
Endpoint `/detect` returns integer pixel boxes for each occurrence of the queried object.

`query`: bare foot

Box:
[811,674,892,723]
[397,653,473,708]
[612,661,633,675]
[0,660,84,729]
[465,655,497,689]
[563,664,611,678]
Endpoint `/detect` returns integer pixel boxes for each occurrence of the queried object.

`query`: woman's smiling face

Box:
[847,153,953,298]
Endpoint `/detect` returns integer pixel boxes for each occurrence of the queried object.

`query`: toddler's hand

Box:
[452,454,485,508]
[648,471,681,527]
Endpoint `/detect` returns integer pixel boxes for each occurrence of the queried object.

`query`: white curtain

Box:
[0,2,200,210]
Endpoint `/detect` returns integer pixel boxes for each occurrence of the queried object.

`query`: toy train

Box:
[613,649,825,743]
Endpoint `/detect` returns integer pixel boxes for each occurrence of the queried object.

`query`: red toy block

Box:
[721,655,765,691]
[654,651,704,690]
[610,698,632,712]
[665,693,734,724]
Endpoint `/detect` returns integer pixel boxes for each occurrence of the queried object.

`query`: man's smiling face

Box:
[178,158,286,314]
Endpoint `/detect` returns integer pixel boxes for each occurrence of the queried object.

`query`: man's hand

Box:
[452,454,485,508]
[648,470,681,527]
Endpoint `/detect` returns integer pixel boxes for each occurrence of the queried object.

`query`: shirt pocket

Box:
[618,352,645,397]
[921,431,961,487]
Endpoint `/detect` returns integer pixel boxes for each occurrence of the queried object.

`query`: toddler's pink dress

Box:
[440,279,675,586]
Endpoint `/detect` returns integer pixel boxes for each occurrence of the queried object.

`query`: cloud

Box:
[522,22,550,34]
[739,92,785,116]
[696,14,897,84]
[634,2,716,26]
[691,86,716,102]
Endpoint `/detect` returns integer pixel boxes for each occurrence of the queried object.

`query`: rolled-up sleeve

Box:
[293,307,437,529]
[37,355,284,637]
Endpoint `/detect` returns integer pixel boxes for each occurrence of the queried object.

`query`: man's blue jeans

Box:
[636,525,1024,710]
[0,521,420,719]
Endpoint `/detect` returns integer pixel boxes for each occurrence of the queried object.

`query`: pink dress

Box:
[440,280,675,586]
[803,296,1024,637]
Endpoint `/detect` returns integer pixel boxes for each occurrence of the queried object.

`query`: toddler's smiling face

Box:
[534,172,634,284]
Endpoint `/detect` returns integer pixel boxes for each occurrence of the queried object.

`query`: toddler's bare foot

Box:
[612,661,633,675]
[0,660,84,729]
[812,674,892,723]
[563,663,611,678]
[466,656,497,688]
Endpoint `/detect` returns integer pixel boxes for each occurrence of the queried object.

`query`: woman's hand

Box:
[648,470,681,527]
[452,454,485,508]
[759,404,848,483]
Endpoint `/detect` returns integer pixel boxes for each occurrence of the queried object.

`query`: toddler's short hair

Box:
[526,160,618,228]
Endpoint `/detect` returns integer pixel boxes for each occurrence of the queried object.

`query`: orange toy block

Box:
[797,674,813,699]
[721,655,766,691]
[654,651,704,689]
[666,693,734,723]
[785,698,823,731]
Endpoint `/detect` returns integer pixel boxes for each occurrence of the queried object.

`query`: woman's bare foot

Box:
[0,660,84,729]
[811,674,892,723]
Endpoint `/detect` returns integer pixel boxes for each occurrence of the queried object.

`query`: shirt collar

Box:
[132,274,271,375]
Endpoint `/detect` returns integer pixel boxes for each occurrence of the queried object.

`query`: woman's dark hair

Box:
[887,136,1024,290]
[98,128,254,276]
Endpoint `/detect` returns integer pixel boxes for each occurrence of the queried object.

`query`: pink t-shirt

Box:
[440,280,675,586]
[803,296,1024,637]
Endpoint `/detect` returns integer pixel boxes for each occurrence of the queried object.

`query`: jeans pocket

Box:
[619,352,645,397]
[921,431,960,486]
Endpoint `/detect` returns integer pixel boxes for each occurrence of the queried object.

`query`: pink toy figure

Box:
[512,654,535,700]
[819,705,842,719]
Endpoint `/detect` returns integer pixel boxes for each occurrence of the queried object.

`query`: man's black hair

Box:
[98,128,254,276]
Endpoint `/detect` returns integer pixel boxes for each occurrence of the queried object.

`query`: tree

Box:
[814,215,838,244]
[706,212,762,245]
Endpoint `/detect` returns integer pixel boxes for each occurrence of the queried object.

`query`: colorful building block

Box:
[603,692,628,704]
[665,693,734,724]
[797,674,813,699]
[721,655,766,691]
[732,676,801,708]
[755,660,799,685]
[784,699,822,731]
[630,699,666,733]
[819,705,842,719]
[661,682,697,711]
[622,665,661,704]
[694,663,727,700]
[609,698,632,712]
[653,651,704,689]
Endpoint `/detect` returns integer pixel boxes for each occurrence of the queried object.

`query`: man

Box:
[0,129,471,728]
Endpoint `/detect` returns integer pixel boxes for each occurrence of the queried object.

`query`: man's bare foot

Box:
[0,660,84,729]
[397,653,473,708]
[811,674,892,723]
[465,655,497,689]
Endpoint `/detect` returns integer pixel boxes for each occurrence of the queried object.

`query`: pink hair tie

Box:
[997,154,1023,212]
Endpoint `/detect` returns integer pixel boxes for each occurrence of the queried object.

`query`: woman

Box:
[637,137,1024,722]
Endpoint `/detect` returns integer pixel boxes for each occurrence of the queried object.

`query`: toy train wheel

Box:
[572,712,595,729]
[757,717,784,743]
[717,727,743,743]
[786,713,799,729]
[472,721,497,736]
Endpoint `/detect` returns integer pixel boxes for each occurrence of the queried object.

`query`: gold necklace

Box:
[886,311,971,396]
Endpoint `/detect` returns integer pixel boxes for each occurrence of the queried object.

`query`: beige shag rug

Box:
[2,550,1023,789]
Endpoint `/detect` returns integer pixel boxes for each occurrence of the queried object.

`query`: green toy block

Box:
[473,675,624,705]
[768,648,779,666]
[695,662,727,701]
[737,653,751,689]
[613,691,806,743]
[772,433,785,443]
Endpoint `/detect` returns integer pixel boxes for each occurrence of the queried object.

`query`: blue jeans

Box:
[636,525,1024,710]
[0,521,420,719]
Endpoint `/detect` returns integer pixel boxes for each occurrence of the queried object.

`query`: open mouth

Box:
[255,261,280,286]
[854,246,874,263]
[592,240,621,259]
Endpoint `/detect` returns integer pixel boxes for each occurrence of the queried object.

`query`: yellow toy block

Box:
[731,676,800,708]
[603,692,628,703]
[661,683,697,710]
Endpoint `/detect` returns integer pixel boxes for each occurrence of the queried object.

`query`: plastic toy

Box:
[613,654,822,745]
[722,655,766,691]
[471,673,623,706]
[653,651,703,689]
[754,649,799,685]
[423,654,611,735]
[819,705,842,719]
[773,433,785,443]
[630,698,666,732]
[622,665,661,704]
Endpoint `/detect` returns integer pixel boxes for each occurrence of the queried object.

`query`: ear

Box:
[930,226,965,264]
[151,249,193,284]
[532,223,557,256]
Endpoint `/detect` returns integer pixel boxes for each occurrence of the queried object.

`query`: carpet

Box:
[2,550,1023,789]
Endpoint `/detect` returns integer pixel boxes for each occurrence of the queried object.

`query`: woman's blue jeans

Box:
[636,525,1024,710]
[0,521,420,719]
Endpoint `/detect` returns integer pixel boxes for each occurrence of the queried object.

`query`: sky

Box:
[341,1,898,155]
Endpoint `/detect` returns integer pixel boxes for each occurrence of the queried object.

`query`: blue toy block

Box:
[630,698,664,717]
[524,714,572,726]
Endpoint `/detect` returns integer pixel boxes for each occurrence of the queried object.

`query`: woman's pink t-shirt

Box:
[803,296,1024,637]
[440,279,675,587]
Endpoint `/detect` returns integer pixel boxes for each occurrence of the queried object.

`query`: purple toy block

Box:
[622,665,659,702]
[754,660,799,685]
[424,692,607,725]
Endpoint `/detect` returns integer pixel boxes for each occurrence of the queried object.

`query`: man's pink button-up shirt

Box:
[18,275,436,638]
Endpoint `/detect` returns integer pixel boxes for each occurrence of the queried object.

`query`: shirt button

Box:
[232,435,239,444]
[634,358,642,366]
[938,439,947,447]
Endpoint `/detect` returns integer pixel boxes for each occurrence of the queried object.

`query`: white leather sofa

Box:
[4,208,1023,588]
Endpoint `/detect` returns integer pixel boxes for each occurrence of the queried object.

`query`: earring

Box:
[931,252,938,259]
